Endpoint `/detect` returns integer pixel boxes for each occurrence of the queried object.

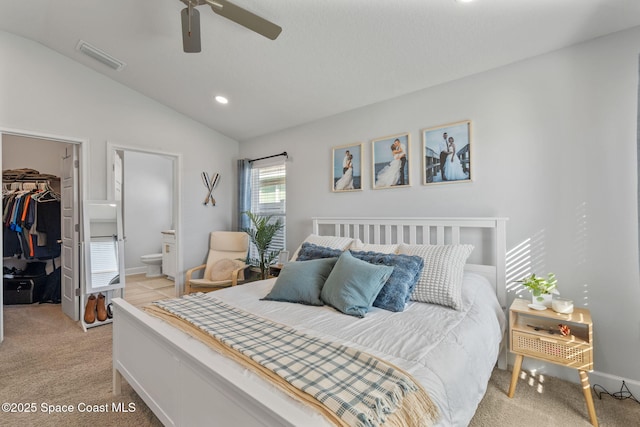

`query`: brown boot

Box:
[84,294,96,324]
[96,293,107,322]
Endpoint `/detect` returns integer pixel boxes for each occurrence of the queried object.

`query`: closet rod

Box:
[248,151,288,163]
[3,179,52,183]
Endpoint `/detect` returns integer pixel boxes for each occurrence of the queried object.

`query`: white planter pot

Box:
[532,293,552,308]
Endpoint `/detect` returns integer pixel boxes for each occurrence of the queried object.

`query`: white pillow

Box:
[397,244,474,310]
[291,234,354,261]
[208,258,241,281]
[349,239,399,254]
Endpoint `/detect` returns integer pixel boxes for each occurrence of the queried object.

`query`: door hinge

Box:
[74,159,79,168]
[75,288,82,297]
[75,223,79,232]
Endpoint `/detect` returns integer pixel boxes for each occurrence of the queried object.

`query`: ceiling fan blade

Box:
[181,7,202,53]
[207,0,282,40]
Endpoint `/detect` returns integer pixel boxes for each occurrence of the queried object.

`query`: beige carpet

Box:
[2,303,639,426]
[470,367,640,427]
[0,304,162,427]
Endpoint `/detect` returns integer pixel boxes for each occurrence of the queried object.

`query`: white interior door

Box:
[113,150,124,241]
[61,145,80,321]
[114,150,123,202]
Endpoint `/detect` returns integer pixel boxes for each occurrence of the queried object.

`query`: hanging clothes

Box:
[35,196,61,258]
[2,182,61,260]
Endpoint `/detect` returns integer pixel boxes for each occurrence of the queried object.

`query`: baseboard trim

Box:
[508,353,640,399]
[125,267,146,276]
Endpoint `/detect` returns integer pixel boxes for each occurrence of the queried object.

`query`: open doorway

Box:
[107,143,181,299]
[0,131,83,343]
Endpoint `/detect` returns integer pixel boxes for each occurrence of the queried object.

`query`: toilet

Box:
[140,253,163,278]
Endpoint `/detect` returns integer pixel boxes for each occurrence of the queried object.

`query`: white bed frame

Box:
[112,217,507,426]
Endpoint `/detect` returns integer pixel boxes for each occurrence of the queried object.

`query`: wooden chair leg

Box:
[579,370,598,427]
[508,354,523,398]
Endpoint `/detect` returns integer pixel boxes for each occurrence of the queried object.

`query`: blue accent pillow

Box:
[321,251,394,318]
[296,242,343,261]
[350,250,424,312]
[262,257,338,306]
[296,242,424,312]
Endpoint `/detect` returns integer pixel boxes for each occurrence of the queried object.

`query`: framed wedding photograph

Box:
[332,143,362,192]
[371,133,410,189]
[422,120,472,185]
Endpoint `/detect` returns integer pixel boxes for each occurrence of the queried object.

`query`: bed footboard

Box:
[112,298,326,427]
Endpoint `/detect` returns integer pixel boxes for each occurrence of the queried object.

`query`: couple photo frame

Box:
[371,133,410,190]
[331,143,363,192]
[331,120,471,192]
[422,120,471,185]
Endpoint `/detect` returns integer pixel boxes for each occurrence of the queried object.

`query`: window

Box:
[89,237,120,287]
[248,160,286,261]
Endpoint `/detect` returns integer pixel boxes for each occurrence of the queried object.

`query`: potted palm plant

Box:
[517,273,559,308]
[243,211,284,280]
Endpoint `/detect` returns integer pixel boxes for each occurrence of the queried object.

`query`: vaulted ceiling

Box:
[1,0,639,141]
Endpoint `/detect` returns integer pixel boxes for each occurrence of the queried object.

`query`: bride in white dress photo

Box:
[332,145,362,191]
[375,144,403,187]
[335,154,354,190]
[443,137,469,181]
[375,138,407,188]
[422,120,471,184]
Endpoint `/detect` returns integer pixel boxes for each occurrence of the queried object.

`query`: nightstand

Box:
[507,298,597,426]
[268,264,283,278]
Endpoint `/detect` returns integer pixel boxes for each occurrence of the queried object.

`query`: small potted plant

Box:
[517,273,558,308]
[242,211,284,280]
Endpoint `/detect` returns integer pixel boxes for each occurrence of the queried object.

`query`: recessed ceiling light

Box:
[214,95,229,105]
[457,0,474,3]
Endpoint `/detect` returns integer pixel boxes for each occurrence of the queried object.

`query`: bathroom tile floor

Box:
[123,273,176,308]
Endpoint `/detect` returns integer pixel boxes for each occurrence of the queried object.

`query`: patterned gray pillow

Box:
[398,244,474,310]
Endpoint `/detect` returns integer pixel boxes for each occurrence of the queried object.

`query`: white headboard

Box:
[312,217,508,309]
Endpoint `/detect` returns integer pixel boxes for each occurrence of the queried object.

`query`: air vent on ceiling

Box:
[75,40,126,71]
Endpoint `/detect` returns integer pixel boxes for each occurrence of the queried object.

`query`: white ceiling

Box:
[1,0,640,141]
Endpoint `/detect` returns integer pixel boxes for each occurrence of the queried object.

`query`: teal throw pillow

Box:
[321,251,394,318]
[262,257,338,306]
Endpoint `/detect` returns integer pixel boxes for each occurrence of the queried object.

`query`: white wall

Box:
[240,27,640,387]
[122,150,173,272]
[2,135,67,177]
[0,30,239,284]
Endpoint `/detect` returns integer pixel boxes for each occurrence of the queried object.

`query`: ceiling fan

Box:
[179,0,282,53]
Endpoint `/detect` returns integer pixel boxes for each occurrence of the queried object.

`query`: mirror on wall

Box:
[83,200,125,293]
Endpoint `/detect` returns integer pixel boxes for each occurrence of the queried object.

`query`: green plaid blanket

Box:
[151,293,437,427]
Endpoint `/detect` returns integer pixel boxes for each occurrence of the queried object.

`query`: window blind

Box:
[90,237,119,287]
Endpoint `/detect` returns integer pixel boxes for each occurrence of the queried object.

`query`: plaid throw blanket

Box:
[147,293,438,427]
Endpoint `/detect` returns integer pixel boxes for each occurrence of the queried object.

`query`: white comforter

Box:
[206,272,505,427]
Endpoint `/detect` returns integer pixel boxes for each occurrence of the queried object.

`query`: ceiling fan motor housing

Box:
[179,0,282,53]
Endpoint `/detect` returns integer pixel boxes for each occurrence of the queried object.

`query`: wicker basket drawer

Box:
[512,330,592,370]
